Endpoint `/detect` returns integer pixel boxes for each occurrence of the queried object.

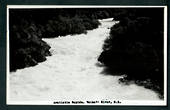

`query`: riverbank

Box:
[9,19,160,103]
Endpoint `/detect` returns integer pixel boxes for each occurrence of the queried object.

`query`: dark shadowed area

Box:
[9,8,115,71]
[98,8,164,98]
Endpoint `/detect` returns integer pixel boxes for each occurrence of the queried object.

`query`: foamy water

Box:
[9,18,160,103]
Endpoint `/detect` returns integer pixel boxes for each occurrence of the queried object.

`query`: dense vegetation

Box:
[98,8,164,97]
[10,8,115,71]
[10,8,164,97]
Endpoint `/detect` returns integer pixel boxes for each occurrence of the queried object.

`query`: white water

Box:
[9,18,160,102]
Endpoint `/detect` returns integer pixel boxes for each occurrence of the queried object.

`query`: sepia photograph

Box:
[7,6,167,105]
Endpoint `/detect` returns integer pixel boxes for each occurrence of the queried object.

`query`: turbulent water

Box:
[9,18,160,103]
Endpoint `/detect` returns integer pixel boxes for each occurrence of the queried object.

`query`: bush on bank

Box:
[98,8,164,97]
[10,8,114,71]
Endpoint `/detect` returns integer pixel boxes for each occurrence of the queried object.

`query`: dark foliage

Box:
[9,18,51,71]
[10,8,114,71]
[98,8,164,96]
[42,15,100,37]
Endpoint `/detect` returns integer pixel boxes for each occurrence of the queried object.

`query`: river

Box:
[9,18,160,104]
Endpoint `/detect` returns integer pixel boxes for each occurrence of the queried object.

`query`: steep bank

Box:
[9,9,103,71]
[98,8,164,97]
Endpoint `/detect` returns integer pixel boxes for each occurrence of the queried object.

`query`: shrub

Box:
[10,18,51,71]
[98,8,164,95]
[41,15,100,38]
[9,8,104,71]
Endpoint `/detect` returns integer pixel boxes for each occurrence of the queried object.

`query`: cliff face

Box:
[98,8,164,96]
